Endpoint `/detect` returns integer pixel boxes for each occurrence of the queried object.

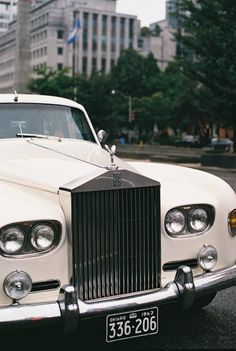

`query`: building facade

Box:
[0,0,16,34]
[139,19,176,71]
[166,0,178,28]
[0,0,139,93]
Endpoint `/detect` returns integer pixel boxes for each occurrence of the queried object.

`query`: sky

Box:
[116,0,167,27]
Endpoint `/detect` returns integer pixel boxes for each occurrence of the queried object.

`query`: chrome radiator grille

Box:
[71,172,160,301]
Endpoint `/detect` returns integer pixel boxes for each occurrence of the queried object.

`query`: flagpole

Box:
[72,11,76,101]
[67,11,80,101]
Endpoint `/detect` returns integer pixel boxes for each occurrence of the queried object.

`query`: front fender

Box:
[0,181,69,305]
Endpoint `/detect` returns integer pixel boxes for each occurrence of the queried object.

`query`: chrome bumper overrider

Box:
[0,264,236,332]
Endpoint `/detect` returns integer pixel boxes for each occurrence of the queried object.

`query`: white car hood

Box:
[128,161,235,209]
[0,138,135,193]
[1,139,233,204]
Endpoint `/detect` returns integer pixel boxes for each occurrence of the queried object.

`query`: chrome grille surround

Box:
[70,170,161,301]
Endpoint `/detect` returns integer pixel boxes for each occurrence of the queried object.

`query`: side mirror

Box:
[97,129,106,143]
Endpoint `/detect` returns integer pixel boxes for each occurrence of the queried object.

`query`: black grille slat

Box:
[72,180,160,301]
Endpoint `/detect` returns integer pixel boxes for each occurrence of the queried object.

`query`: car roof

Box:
[0,93,85,111]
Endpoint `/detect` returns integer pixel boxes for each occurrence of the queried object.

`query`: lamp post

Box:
[111,90,133,144]
[111,90,133,123]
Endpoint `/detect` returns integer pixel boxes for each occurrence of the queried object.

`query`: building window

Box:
[102,15,107,52]
[129,19,134,48]
[111,59,115,69]
[120,17,125,50]
[92,13,98,52]
[101,58,106,73]
[82,57,87,74]
[57,63,63,70]
[138,36,143,49]
[92,57,97,72]
[57,30,64,39]
[83,13,89,51]
[57,47,63,55]
[111,16,116,53]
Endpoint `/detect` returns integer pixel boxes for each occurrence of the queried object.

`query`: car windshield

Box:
[0,103,96,142]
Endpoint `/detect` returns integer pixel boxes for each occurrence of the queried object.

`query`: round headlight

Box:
[165,210,185,235]
[3,271,32,301]
[189,208,209,232]
[198,244,218,271]
[30,224,55,251]
[0,227,25,254]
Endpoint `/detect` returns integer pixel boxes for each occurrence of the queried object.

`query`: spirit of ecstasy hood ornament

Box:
[105,144,119,170]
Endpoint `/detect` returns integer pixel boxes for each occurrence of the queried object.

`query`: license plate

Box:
[106,307,158,343]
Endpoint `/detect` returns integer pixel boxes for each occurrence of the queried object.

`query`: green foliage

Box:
[75,72,116,131]
[141,25,162,37]
[27,3,236,148]
[27,67,73,98]
[176,0,236,145]
[140,27,152,37]
[111,48,160,97]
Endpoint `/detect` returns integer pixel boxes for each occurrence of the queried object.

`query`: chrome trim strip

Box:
[77,282,179,317]
[0,302,61,326]
[76,263,236,317]
[0,264,235,332]
[194,264,236,297]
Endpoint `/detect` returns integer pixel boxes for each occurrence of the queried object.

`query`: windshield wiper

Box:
[16,133,49,139]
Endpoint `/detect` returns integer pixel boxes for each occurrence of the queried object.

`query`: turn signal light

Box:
[229,209,236,236]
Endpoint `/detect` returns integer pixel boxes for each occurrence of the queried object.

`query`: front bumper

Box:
[1,264,236,332]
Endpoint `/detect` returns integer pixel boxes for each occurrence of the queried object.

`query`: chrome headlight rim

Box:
[197,244,218,271]
[165,205,215,238]
[3,270,32,301]
[165,209,186,236]
[0,220,61,257]
[188,207,210,233]
[0,226,26,255]
[30,223,57,252]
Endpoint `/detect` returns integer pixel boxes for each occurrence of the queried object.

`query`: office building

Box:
[140,0,180,71]
[0,0,139,93]
[0,0,16,34]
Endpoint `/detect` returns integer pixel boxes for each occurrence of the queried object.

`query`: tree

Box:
[176,0,236,150]
[75,72,115,131]
[111,48,160,98]
[140,26,152,37]
[27,67,74,98]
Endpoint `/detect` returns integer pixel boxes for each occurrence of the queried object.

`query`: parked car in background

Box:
[174,135,202,148]
[0,93,236,346]
[211,137,233,152]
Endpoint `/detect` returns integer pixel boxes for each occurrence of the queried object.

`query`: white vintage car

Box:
[0,92,236,343]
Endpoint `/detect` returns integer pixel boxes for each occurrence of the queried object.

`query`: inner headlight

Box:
[30,224,55,251]
[165,205,214,237]
[189,208,209,232]
[0,227,25,254]
[165,210,185,235]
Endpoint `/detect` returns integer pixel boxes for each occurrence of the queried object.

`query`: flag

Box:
[67,19,81,45]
